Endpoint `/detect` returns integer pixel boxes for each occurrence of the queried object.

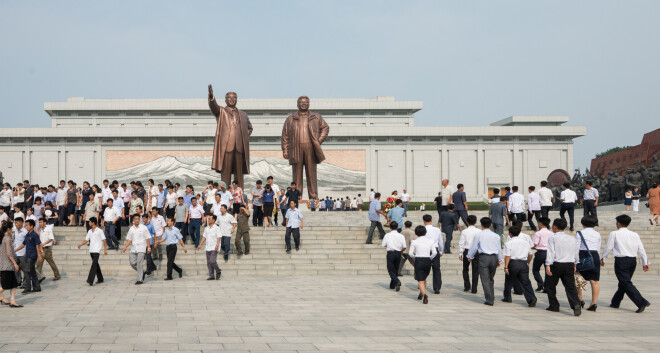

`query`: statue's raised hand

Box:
[208,84,214,100]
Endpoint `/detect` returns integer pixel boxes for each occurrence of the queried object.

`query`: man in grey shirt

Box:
[174,197,189,240]
[251,180,264,227]
[488,196,509,238]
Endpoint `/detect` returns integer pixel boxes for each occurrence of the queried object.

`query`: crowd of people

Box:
[370,179,652,315]
[0,175,314,307]
[0,176,655,314]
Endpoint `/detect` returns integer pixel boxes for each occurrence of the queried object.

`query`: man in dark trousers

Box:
[452,184,469,227]
[545,218,581,316]
[601,214,651,313]
[439,204,461,254]
[13,219,42,293]
[502,226,537,307]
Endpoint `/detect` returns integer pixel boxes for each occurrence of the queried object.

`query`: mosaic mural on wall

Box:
[106,150,366,198]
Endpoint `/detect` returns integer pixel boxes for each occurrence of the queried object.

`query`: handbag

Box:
[576,231,595,272]
[574,272,588,291]
[521,212,528,222]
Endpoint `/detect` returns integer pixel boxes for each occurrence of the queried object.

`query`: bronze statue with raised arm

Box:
[281,96,330,200]
[208,85,253,189]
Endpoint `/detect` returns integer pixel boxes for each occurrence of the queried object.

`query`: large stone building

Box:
[0,96,586,201]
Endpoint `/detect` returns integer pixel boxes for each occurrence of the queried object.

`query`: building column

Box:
[477,144,485,199]
[405,145,413,193]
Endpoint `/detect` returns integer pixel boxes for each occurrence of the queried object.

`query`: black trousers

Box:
[583,200,597,217]
[503,260,537,303]
[145,251,157,274]
[386,251,402,289]
[398,253,414,275]
[528,210,541,231]
[285,227,301,251]
[253,205,263,226]
[87,253,103,284]
[559,202,575,229]
[510,213,523,223]
[541,206,552,219]
[545,262,580,310]
[24,258,41,291]
[611,257,649,308]
[431,253,442,291]
[462,249,479,292]
[532,250,547,288]
[166,244,181,279]
[367,221,385,243]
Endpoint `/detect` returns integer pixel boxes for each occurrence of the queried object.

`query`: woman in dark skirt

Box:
[577,216,601,312]
[409,225,438,304]
[262,185,275,230]
[0,220,23,307]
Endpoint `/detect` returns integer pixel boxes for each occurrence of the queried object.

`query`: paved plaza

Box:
[1,272,659,352]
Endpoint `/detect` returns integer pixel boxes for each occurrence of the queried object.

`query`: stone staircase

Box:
[39,210,660,278]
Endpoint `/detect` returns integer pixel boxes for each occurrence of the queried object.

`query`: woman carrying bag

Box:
[576,215,601,312]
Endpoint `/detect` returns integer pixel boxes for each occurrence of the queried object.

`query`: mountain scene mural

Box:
[107,155,366,198]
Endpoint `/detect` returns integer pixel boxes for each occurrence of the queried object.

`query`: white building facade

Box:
[0,96,586,201]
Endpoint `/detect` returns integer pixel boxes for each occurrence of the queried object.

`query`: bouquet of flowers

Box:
[383,197,396,226]
[306,200,313,210]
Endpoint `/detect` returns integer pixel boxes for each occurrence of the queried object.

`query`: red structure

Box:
[590,128,660,177]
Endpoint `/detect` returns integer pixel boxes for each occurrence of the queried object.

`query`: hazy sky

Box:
[1,1,659,170]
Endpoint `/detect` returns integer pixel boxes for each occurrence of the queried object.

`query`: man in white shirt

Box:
[285,201,303,253]
[187,197,205,247]
[101,199,121,250]
[507,186,525,222]
[56,181,68,226]
[400,189,411,217]
[0,208,7,224]
[111,189,125,237]
[439,179,454,212]
[216,204,237,262]
[150,208,166,238]
[538,181,554,218]
[601,214,651,313]
[559,182,578,231]
[197,214,222,280]
[467,217,503,306]
[210,194,224,224]
[101,179,113,207]
[122,214,152,285]
[502,226,537,306]
[78,217,107,286]
[0,183,11,213]
[381,222,406,291]
[267,176,281,223]
[202,181,218,216]
[36,218,60,281]
[218,182,233,209]
[545,218,581,316]
[12,218,28,287]
[423,214,443,294]
[368,189,375,202]
[527,186,542,231]
[458,215,481,293]
[581,180,599,217]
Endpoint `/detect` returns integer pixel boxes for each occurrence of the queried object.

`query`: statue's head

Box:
[225,92,237,108]
[627,168,633,173]
[297,96,310,112]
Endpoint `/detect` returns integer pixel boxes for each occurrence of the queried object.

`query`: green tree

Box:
[595,146,632,158]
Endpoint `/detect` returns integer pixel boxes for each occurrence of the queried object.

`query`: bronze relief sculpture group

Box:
[208,85,329,200]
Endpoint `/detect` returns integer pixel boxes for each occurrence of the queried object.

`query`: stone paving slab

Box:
[1,273,659,352]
